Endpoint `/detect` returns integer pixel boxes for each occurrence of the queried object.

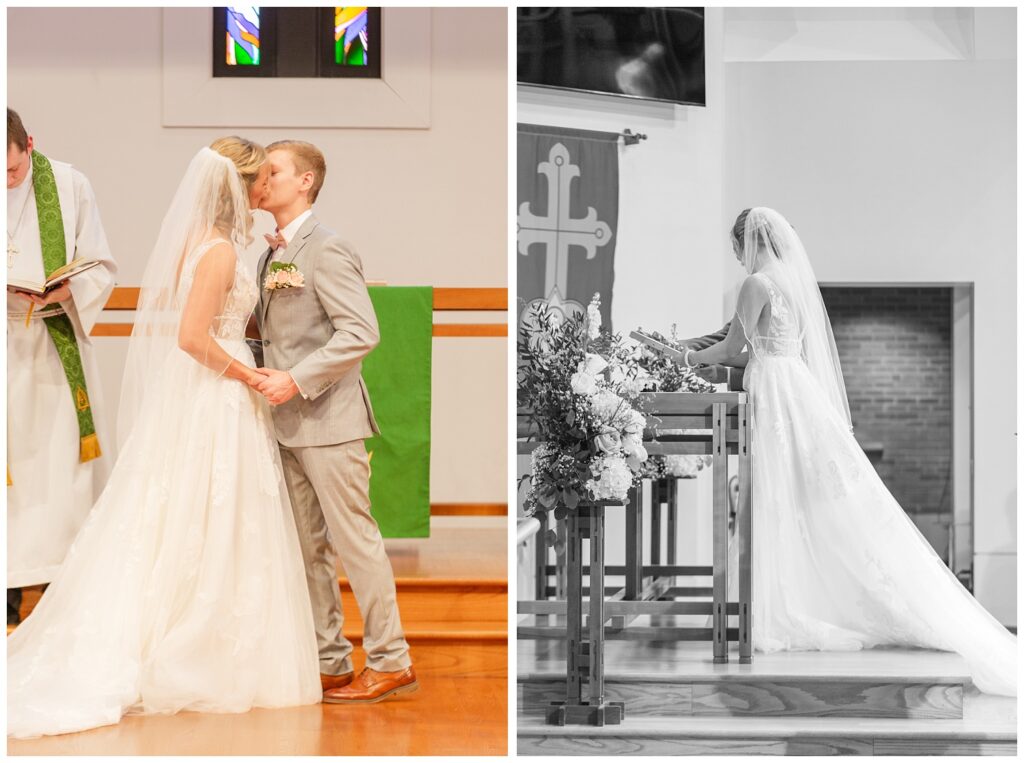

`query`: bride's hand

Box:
[245,369,270,389]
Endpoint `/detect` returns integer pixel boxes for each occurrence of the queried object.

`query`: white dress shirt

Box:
[272,208,313,260]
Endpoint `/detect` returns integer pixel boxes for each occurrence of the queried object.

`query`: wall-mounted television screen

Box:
[517,7,706,107]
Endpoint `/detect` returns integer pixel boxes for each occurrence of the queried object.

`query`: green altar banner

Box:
[363,286,433,537]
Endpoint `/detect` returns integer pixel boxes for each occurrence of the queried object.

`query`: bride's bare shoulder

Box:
[738,273,770,302]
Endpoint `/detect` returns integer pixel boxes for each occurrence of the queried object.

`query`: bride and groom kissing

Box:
[8,137,416,739]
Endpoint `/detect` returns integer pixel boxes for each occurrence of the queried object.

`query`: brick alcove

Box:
[820,286,960,566]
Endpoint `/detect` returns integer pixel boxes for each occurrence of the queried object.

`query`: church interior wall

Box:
[7,6,509,517]
[722,12,1016,622]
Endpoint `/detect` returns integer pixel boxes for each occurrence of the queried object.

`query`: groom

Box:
[254,140,416,704]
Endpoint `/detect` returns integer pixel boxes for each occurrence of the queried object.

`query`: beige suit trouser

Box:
[279,439,410,674]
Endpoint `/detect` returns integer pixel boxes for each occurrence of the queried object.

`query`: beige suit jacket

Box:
[255,214,381,447]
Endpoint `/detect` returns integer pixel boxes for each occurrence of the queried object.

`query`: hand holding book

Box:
[8,257,103,297]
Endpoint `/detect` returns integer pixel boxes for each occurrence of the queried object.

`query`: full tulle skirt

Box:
[7,341,321,739]
[742,354,1016,696]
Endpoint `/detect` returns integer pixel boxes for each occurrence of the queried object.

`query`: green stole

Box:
[29,151,102,464]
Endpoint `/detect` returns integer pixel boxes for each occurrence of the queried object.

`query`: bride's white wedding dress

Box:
[8,237,321,739]
[740,269,1016,696]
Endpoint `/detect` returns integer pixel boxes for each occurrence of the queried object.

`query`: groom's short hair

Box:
[266,140,326,204]
[7,108,28,152]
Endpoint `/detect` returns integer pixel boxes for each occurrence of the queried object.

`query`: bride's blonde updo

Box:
[208,136,266,241]
[731,208,752,248]
[731,207,787,265]
[209,136,266,193]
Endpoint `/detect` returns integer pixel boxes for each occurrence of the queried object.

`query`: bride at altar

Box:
[684,206,1016,697]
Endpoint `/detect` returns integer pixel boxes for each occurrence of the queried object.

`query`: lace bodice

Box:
[179,238,258,342]
[746,272,803,360]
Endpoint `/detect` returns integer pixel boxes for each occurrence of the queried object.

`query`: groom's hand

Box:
[256,367,300,405]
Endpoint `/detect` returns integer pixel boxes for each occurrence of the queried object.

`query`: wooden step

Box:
[519,674,964,720]
[340,576,506,642]
[519,642,977,720]
[517,712,1017,756]
[13,576,508,644]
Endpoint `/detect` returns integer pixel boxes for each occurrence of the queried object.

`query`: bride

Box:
[684,206,1016,697]
[7,138,321,739]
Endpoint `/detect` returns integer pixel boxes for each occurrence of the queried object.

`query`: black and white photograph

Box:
[515,6,1017,755]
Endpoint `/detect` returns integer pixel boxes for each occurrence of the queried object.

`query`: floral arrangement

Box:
[518,295,653,515]
[264,261,305,290]
[632,327,716,479]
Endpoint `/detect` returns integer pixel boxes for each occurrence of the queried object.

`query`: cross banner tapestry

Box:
[362,286,433,538]
[517,123,619,330]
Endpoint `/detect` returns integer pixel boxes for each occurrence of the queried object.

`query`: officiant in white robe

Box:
[7,114,117,616]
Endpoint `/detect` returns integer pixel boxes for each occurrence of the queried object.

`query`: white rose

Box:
[594,430,621,454]
[570,371,598,396]
[621,432,644,457]
[579,353,608,377]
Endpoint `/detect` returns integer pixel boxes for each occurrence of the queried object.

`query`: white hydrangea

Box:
[586,455,634,501]
[590,389,626,425]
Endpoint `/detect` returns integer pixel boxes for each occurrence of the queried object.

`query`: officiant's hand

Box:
[6,286,34,305]
[256,368,300,405]
[26,281,71,307]
[695,365,729,384]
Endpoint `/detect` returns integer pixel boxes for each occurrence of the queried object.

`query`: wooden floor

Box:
[10,642,506,756]
[9,522,508,756]
[517,641,1017,756]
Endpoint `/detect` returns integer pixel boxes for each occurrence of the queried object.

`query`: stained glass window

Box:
[213,7,380,78]
[226,7,261,66]
[335,8,369,66]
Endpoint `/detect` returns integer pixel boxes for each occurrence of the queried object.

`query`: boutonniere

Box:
[264,261,305,291]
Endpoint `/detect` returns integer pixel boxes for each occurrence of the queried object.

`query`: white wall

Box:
[8,7,508,510]
[722,10,1016,622]
[515,9,727,559]
[518,8,727,342]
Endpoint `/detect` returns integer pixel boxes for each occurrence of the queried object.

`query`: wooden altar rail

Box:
[516,392,752,725]
[91,286,508,338]
[94,287,509,518]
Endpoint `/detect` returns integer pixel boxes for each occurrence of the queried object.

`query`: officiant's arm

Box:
[63,169,117,336]
[681,322,730,351]
[288,240,380,401]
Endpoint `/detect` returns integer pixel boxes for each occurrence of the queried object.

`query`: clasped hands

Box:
[246,367,300,406]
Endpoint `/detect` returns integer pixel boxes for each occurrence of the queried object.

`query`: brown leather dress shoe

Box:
[320,672,355,692]
[322,666,418,704]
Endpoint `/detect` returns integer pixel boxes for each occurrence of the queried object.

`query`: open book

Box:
[8,258,103,296]
[629,329,688,364]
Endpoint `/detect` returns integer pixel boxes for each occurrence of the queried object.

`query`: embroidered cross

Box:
[517,143,612,300]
